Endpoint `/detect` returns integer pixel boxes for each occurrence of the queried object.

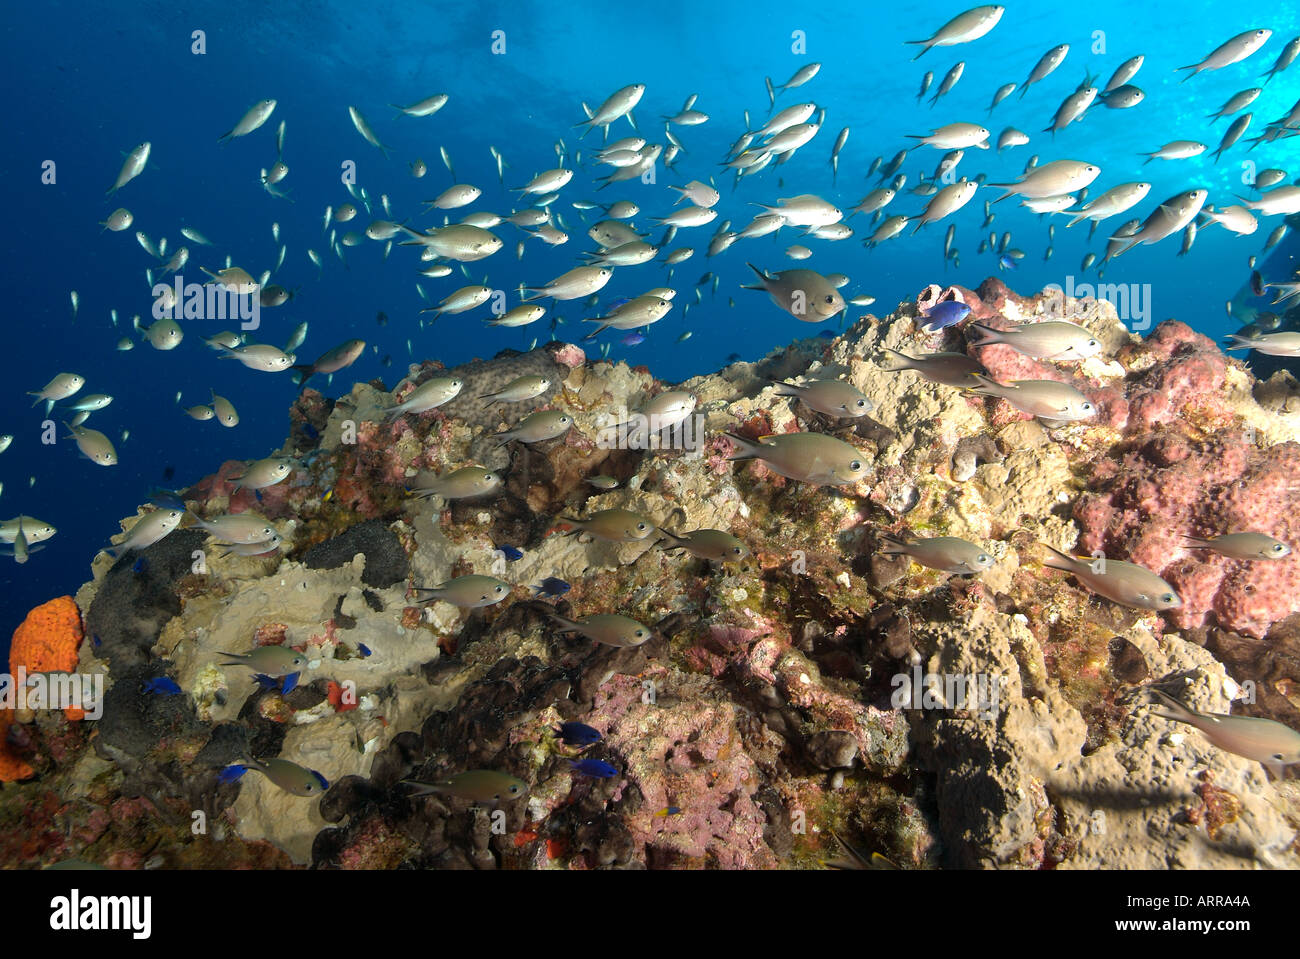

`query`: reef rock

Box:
[7,280,1300,871]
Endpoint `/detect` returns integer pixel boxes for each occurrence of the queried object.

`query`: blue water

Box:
[2,0,1298,648]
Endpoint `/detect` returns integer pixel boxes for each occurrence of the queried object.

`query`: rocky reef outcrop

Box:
[4,278,1299,870]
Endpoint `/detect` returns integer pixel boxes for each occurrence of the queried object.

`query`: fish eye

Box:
[1161,594,1176,604]
[1088,339,1099,348]
[1082,402,1095,412]
[1271,543,1286,553]
[849,460,862,471]
[732,547,743,555]
[978,554,992,565]
[635,630,646,638]
[494,585,505,593]
[855,399,867,408]
[825,296,835,303]
[636,523,647,531]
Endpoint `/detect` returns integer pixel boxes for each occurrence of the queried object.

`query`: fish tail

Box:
[722,432,759,461]
[1223,335,1251,350]
[966,372,1003,394]
[770,380,801,397]
[546,612,579,632]
[877,532,910,555]
[555,516,583,534]
[400,780,443,798]
[879,348,916,371]
[1147,688,1197,725]
[655,528,687,550]
[966,322,1002,347]
[1038,543,1081,573]
[905,42,928,62]
[1180,535,1213,549]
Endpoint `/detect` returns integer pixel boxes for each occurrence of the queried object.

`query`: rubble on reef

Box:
[4,279,1300,870]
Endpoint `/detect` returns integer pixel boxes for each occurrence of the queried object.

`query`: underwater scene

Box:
[2,0,1300,877]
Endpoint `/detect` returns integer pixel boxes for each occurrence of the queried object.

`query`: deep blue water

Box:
[2,0,1298,649]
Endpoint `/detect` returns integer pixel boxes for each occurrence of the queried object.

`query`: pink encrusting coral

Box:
[1075,428,1300,638]
[585,671,779,869]
[1119,321,1232,432]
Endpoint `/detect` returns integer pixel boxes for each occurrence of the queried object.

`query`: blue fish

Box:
[998,254,1017,272]
[218,764,249,784]
[817,329,837,339]
[726,353,742,363]
[91,634,102,649]
[569,759,618,778]
[604,297,630,312]
[302,423,320,440]
[533,577,571,597]
[132,557,149,574]
[497,545,523,561]
[921,300,972,332]
[147,488,186,510]
[358,643,372,658]
[621,331,646,346]
[554,721,603,747]
[252,672,300,694]
[144,676,181,695]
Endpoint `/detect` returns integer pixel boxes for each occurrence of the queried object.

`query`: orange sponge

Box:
[9,596,86,721]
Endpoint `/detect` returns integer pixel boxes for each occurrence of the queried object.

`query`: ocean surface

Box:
[2,0,1297,649]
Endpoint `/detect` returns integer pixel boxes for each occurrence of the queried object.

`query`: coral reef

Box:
[5,280,1300,869]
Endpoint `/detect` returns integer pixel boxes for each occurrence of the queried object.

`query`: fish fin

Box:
[743,262,768,286]
[770,380,801,397]
[1037,543,1081,573]
[878,348,915,370]
[1147,688,1197,724]
[722,432,759,461]
[904,42,929,62]
[400,780,443,798]
[965,322,1000,347]
[877,532,911,555]
[545,612,579,632]
[1180,535,1213,548]
[966,372,1005,394]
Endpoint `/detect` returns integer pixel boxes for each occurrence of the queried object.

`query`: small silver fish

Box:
[1181,532,1291,560]
[1149,689,1300,776]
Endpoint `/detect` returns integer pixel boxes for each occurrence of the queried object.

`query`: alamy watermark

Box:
[0,668,103,719]
[890,666,1001,720]
[1043,276,1151,332]
[151,274,260,330]
[595,408,706,455]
